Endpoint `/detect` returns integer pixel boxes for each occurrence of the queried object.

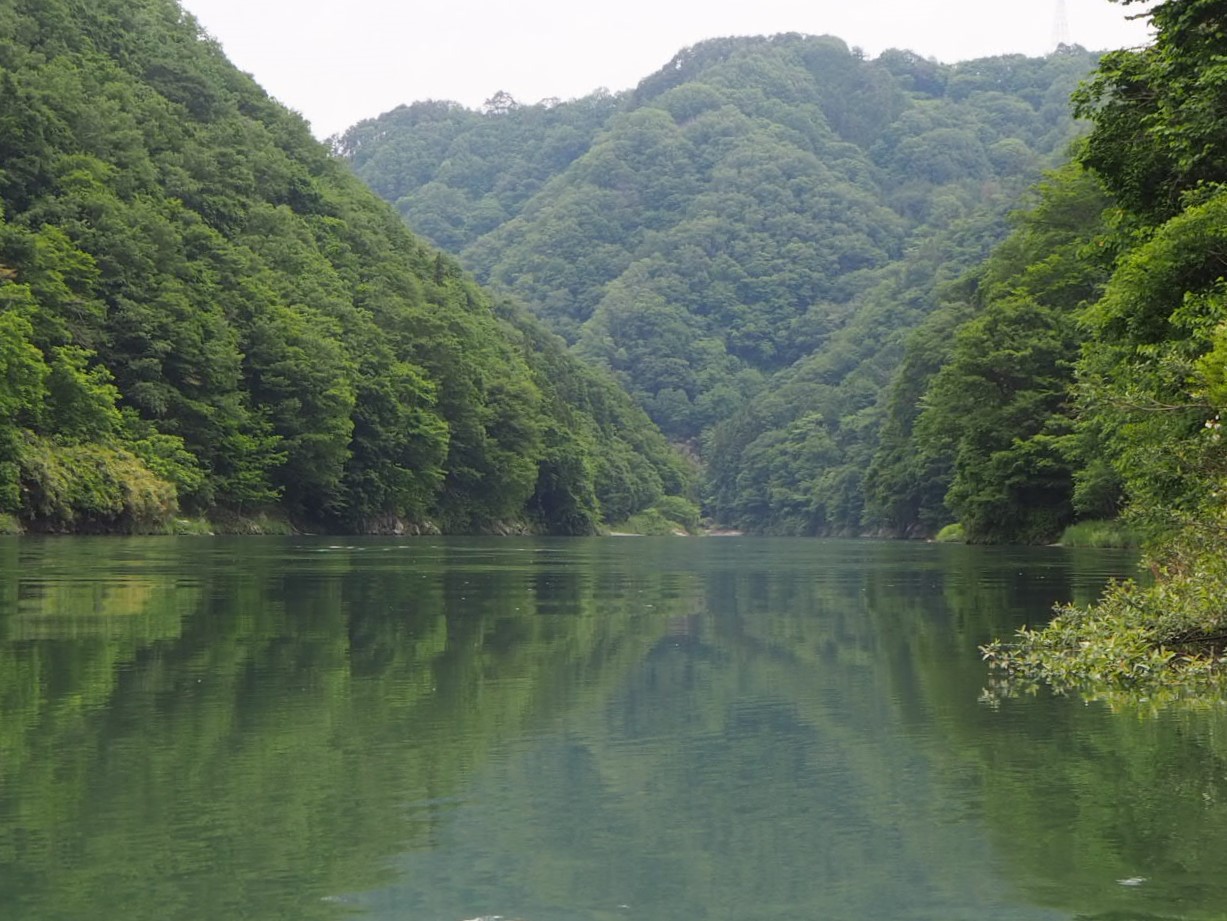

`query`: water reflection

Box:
[1,537,1224,921]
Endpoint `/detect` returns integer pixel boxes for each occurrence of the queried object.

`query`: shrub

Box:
[982,535,1227,709]
[653,495,702,532]
[934,522,965,542]
[1058,519,1140,548]
[613,501,698,535]
[18,437,177,532]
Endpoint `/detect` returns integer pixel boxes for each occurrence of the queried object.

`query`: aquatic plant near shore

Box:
[982,536,1227,708]
[1057,519,1139,548]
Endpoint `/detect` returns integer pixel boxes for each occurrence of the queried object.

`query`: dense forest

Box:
[339,0,1227,690]
[0,0,695,535]
[977,0,1227,693]
[340,37,1103,536]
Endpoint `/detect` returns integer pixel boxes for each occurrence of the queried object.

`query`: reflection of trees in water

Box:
[876,544,1227,921]
[0,537,680,921]
[458,540,1227,921]
[398,542,1049,919]
[7,538,1221,921]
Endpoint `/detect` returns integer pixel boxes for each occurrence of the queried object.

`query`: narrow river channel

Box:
[2,536,1222,921]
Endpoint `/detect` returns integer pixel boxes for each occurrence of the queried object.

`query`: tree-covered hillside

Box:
[0,0,692,535]
[339,36,1101,533]
[871,0,1227,555]
[864,163,1117,543]
[840,0,1227,696]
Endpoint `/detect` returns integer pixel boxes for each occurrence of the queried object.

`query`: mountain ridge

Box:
[340,34,1101,533]
[0,0,692,535]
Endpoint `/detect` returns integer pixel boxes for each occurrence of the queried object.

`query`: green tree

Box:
[1074,0,1227,222]
[0,0,690,533]
[0,309,49,511]
[344,34,1099,531]
[859,165,1118,541]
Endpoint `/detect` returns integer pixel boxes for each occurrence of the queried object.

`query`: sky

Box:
[178,0,1154,139]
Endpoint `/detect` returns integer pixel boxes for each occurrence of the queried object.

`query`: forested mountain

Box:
[871,0,1227,560]
[0,0,693,535]
[339,36,1102,534]
[864,164,1117,543]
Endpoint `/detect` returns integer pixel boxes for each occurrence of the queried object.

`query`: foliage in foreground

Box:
[982,542,1227,709]
[977,0,1227,701]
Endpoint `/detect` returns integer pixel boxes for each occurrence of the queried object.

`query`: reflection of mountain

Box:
[0,537,679,921]
[870,547,1227,921]
[358,542,1137,920]
[5,538,1222,921]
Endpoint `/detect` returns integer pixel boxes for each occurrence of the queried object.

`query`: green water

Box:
[1,536,1224,921]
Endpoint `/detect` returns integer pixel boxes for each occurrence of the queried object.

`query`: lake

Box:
[1,535,1225,921]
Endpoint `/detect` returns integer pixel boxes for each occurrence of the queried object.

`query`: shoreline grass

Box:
[1057,519,1139,548]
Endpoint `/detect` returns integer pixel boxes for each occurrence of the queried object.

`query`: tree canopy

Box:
[948,0,1227,695]
[340,36,1102,534]
[0,0,693,534]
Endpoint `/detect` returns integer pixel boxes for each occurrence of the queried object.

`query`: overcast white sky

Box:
[178,0,1153,139]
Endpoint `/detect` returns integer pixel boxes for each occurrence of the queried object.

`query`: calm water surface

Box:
[1,536,1225,921]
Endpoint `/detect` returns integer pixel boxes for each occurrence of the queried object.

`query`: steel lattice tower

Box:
[1053,0,1071,48]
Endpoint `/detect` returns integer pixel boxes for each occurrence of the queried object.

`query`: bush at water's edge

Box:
[983,533,1227,709]
[934,523,965,543]
[1057,520,1139,548]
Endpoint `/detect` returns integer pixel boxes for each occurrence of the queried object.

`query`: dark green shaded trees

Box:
[0,0,691,533]
[342,36,1100,533]
[871,166,1115,543]
[1064,0,1227,542]
[978,0,1227,696]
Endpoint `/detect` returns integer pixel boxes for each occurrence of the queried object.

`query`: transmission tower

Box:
[1053,0,1071,48]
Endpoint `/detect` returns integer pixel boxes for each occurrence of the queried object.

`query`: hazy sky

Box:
[178,0,1153,139]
